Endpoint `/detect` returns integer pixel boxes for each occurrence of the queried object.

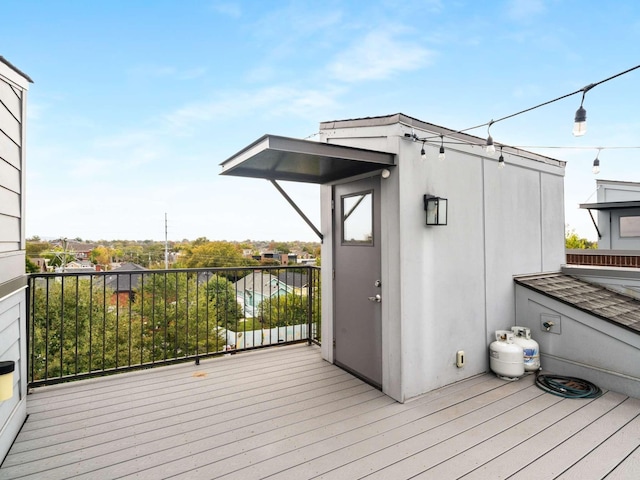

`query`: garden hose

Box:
[535,372,603,399]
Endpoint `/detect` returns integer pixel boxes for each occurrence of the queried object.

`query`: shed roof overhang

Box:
[220,134,395,184]
[579,201,640,210]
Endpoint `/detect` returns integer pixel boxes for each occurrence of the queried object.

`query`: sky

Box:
[2,0,639,242]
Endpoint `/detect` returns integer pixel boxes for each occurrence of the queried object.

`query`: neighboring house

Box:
[50,239,97,260]
[0,56,32,462]
[105,262,147,304]
[233,272,293,318]
[31,257,49,272]
[580,179,640,250]
[54,259,95,273]
[277,271,309,294]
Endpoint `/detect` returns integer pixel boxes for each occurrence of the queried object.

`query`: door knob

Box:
[368,294,382,303]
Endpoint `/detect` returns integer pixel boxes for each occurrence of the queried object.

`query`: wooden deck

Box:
[1,344,639,479]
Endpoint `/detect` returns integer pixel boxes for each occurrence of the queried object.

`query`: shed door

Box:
[333,176,382,388]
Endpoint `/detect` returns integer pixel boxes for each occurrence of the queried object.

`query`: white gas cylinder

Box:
[511,326,541,372]
[489,330,524,380]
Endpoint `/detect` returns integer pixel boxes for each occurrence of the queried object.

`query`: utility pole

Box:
[164,213,169,270]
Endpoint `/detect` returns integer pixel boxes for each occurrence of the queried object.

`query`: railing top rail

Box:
[28,264,321,279]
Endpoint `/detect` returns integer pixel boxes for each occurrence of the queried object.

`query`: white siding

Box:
[0,288,27,463]
[0,58,30,463]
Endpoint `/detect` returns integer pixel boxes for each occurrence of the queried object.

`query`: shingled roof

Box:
[515,273,640,334]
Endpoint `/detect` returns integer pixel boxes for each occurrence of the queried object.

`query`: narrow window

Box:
[342,191,373,245]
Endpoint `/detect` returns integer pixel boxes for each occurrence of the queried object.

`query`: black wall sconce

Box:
[424,195,448,226]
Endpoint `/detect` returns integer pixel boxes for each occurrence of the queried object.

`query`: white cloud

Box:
[162,85,344,132]
[328,30,434,82]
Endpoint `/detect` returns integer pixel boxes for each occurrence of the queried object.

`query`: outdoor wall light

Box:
[424,195,448,226]
[0,361,15,401]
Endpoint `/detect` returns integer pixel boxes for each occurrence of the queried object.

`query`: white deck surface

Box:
[1,344,639,479]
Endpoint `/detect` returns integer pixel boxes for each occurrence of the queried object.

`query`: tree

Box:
[177,241,258,268]
[565,228,597,249]
[26,240,50,258]
[90,246,114,267]
[258,291,318,328]
[25,257,40,273]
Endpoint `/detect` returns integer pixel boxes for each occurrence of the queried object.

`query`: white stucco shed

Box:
[222,113,567,402]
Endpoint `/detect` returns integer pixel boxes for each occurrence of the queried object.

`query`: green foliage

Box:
[565,228,597,249]
[177,241,258,268]
[43,248,77,268]
[258,291,319,328]
[26,241,49,257]
[25,257,40,273]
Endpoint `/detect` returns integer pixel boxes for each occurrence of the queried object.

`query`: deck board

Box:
[1,344,639,480]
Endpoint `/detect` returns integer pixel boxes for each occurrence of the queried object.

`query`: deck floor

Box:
[1,344,639,479]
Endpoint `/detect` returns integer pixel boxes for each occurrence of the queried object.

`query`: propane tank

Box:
[511,326,540,372]
[489,330,524,380]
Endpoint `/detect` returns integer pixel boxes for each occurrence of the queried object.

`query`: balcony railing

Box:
[27,265,321,387]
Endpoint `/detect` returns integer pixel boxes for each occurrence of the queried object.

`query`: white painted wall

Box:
[320,114,565,402]
[515,284,640,398]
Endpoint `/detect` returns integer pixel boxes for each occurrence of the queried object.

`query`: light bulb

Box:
[498,154,505,169]
[438,146,445,161]
[486,135,495,156]
[420,146,426,160]
[573,106,587,137]
[592,158,600,174]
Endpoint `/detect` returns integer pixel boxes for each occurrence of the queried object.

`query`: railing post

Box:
[307,266,313,346]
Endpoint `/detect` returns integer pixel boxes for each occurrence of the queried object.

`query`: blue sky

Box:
[2,0,639,242]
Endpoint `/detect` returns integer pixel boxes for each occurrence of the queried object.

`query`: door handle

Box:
[368,294,382,303]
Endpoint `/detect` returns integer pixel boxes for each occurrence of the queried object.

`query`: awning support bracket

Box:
[270,180,323,241]
[587,209,602,239]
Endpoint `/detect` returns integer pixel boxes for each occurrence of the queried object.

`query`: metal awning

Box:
[579,201,640,210]
[220,134,395,184]
[579,201,640,240]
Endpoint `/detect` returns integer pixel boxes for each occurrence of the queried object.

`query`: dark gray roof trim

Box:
[580,201,640,210]
[0,56,34,83]
[220,135,395,184]
[515,273,640,334]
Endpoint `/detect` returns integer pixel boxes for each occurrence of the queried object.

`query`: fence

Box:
[27,266,320,387]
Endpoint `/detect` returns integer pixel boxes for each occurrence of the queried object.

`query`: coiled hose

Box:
[535,372,603,399]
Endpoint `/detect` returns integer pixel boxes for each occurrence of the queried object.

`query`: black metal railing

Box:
[27,265,321,387]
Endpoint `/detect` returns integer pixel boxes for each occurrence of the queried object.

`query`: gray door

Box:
[334,176,382,388]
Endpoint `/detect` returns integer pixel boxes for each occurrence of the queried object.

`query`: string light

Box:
[485,120,495,156]
[420,141,426,160]
[438,135,445,161]
[592,149,601,175]
[573,84,593,137]
[498,147,505,169]
[402,63,640,172]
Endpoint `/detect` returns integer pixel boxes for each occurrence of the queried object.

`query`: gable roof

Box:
[233,272,290,296]
[105,263,147,292]
[514,273,640,334]
[277,271,308,288]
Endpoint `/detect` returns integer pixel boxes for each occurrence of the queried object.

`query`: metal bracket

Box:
[270,180,323,241]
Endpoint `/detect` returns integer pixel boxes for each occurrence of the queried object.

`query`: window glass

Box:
[342,191,373,244]
[620,216,640,237]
